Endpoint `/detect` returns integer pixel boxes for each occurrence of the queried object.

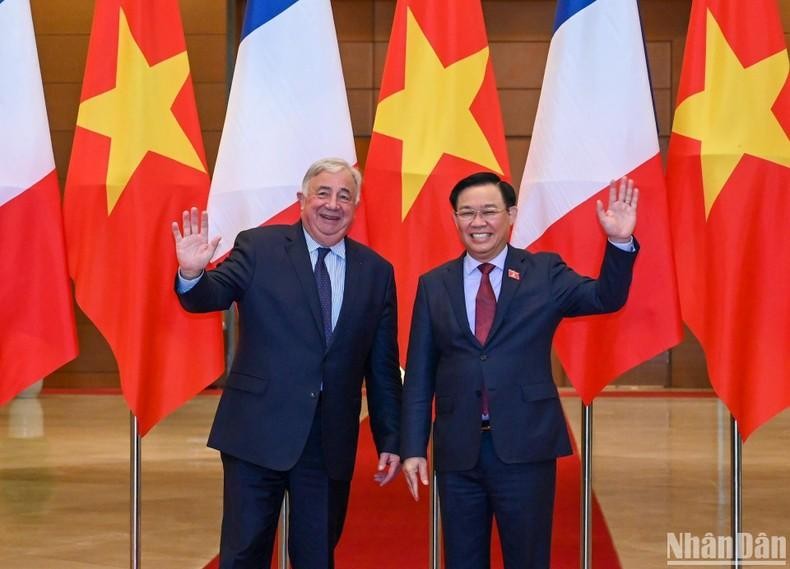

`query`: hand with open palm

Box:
[595,177,639,242]
[171,207,221,279]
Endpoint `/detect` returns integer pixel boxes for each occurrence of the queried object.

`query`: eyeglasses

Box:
[454,208,509,222]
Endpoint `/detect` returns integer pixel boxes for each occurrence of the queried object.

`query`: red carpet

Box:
[202,417,620,569]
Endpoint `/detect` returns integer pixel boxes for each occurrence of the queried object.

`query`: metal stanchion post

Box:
[429,436,440,569]
[278,493,290,569]
[130,414,141,569]
[731,417,742,569]
[580,402,593,569]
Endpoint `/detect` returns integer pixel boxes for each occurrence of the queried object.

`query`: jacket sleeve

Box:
[551,238,639,317]
[400,276,439,460]
[175,230,257,313]
[365,264,403,456]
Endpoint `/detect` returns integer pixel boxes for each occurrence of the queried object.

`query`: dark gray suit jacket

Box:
[401,241,638,471]
[178,222,401,481]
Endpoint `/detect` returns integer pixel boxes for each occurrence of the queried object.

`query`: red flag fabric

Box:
[364,0,510,357]
[666,0,790,438]
[0,0,78,404]
[62,0,224,434]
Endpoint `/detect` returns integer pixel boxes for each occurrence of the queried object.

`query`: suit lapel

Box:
[285,222,325,343]
[442,254,482,348]
[487,245,526,342]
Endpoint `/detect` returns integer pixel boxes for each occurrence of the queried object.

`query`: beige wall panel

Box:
[373,1,395,42]
[334,0,374,41]
[186,34,227,83]
[355,136,371,168]
[50,130,74,187]
[181,0,227,35]
[484,1,555,41]
[639,0,692,40]
[506,137,530,186]
[615,353,671,387]
[193,83,227,132]
[373,41,387,88]
[30,0,93,35]
[551,351,568,387]
[42,83,81,132]
[489,42,549,89]
[46,371,120,388]
[670,329,711,388]
[37,34,89,84]
[499,89,540,137]
[646,41,672,89]
[340,42,375,88]
[58,327,117,373]
[654,88,672,136]
[659,135,669,158]
[348,89,375,136]
[670,38,685,102]
[203,130,222,175]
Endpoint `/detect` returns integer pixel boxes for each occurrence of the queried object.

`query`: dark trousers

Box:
[437,432,557,569]
[218,405,351,569]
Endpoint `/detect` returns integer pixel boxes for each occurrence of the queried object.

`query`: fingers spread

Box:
[200,210,210,237]
[190,207,199,235]
[171,221,182,243]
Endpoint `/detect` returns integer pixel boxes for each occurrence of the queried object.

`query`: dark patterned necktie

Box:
[475,262,496,417]
[315,247,333,345]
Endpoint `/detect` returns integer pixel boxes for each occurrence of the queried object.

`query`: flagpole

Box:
[580,402,593,569]
[130,413,141,569]
[730,416,742,568]
[430,433,441,569]
[278,493,290,569]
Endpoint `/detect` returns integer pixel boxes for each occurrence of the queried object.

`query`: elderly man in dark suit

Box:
[401,172,639,569]
[172,158,402,569]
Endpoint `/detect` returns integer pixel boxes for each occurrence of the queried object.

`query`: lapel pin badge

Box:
[507,269,520,281]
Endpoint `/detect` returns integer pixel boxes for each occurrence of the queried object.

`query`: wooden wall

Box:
[40,0,790,389]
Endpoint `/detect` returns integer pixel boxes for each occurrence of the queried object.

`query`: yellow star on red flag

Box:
[76,8,205,214]
[671,10,790,217]
[372,7,503,220]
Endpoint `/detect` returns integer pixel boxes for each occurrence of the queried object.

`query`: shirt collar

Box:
[303,227,346,260]
[463,245,508,276]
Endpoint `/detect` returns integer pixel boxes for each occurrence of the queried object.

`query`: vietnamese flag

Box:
[63,0,225,434]
[364,0,510,357]
[0,0,78,404]
[666,0,790,439]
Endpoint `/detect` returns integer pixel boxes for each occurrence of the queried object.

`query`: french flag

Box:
[511,0,682,402]
[0,0,77,403]
[208,0,359,260]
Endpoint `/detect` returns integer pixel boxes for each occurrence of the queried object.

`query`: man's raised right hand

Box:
[171,207,221,279]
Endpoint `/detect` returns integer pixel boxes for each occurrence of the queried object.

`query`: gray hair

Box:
[301,158,362,204]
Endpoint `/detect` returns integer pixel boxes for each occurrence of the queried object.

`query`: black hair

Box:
[449,172,517,209]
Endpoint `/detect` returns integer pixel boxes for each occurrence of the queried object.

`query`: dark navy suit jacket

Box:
[401,242,638,471]
[178,222,401,481]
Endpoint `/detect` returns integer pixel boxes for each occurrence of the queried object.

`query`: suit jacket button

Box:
[309,392,318,399]
[480,354,488,361]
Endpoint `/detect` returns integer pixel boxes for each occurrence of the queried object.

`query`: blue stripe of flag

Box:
[554,0,597,32]
[242,0,300,40]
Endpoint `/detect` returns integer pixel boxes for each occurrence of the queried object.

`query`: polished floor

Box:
[0,392,787,568]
